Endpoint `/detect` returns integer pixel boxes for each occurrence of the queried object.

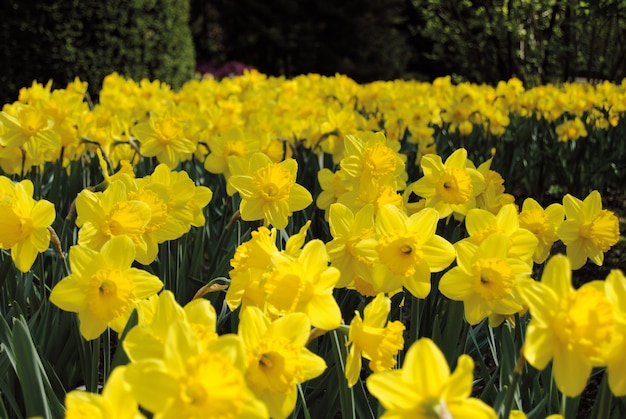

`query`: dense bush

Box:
[0,0,195,104]
[407,0,626,85]
[192,0,626,86]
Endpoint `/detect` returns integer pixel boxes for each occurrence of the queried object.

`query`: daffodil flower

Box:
[367,338,497,419]
[49,236,163,340]
[229,152,312,229]
[64,367,144,419]
[239,307,326,419]
[410,147,485,219]
[518,255,614,397]
[556,190,620,270]
[0,177,55,272]
[345,294,405,388]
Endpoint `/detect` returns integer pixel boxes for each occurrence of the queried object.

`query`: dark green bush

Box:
[0,0,195,104]
[407,0,626,85]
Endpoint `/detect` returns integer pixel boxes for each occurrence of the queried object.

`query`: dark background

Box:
[2,0,626,103]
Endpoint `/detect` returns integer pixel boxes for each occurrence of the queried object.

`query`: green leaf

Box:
[12,316,53,419]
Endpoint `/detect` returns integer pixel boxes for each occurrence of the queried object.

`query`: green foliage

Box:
[0,0,195,103]
[409,0,626,85]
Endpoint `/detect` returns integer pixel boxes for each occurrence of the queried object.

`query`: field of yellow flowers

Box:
[0,70,625,418]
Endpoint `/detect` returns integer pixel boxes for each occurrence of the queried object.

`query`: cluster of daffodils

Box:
[2,72,626,177]
[50,156,213,339]
[0,72,624,418]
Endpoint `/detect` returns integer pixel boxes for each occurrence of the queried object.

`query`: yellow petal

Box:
[270,312,310,346]
[239,306,270,348]
[100,236,136,269]
[542,254,573,297]
[443,354,474,399]
[523,322,555,370]
[422,235,456,272]
[305,294,341,330]
[362,294,391,328]
[367,370,418,411]
[439,267,472,300]
[329,203,354,237]
[49,276,86,312]
[402,338,449,396]
[553,345,592,397]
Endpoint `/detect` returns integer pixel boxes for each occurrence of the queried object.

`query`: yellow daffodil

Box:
[367,338,497,419]
[316,167,349,217]
[336,182,405,216]
[130,164,213,264]
[132,112,196,169]
[605,269,626,396]
[556,190,620,269]
[64,366,144,419]
[410,148,485,219]
[0,177,55,272]
[326,203,376,290]
[0,104,61,169]
[123,290,217,362]
[345,294,405,388]
[264,239,342,330]
[203,126,260,189]
[465,204,538,265]
[555,117,588,142]
[226,226,279,311]
[518,255,614,397]
[357,204,456,298]
[518,198,564,264]
[125,326,268,419]
[75,178,151,256]
[439,233,532,326]
[239,307,326,419]
[49,236,163,340]
[229,152,312,229]
[473,157,515,215]
[340,131,407,197]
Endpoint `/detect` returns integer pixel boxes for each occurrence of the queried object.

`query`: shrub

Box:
[0,0,195,103]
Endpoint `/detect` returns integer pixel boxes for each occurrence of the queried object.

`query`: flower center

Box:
[18,107,48,137]
[436,168,473,204]
[519,209,549,239]
[154,117,183,144]
[224,140,248,158]
[247,337,302,393]
[590,210,620,251]
[483,170,506,195]
[472,258,514,300]
[127,188,169,233]
[264,264,313,314]
[253,164,293,202]
[182,352,245,418]
[87,269,135,321]
[552,285,614,358]
[364,144,397,177]
[377,233,421,276]
[107,201,150,241]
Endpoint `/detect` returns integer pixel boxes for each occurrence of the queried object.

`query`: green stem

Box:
[88,335,101,392]
[330,329,355,419]
[102,328,111,381]
[410,295,421,344]
[502,351,525,419]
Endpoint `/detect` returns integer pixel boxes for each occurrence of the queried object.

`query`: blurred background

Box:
[2,0,626,103]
